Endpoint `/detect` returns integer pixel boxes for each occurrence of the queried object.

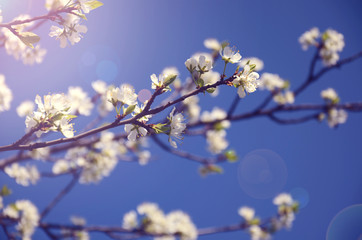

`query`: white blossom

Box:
[185,54,213,73]
[323,29,345,52]
[219,46,242,64]
[0,196,3,209]
[151,73,167,90]
[327,108,347,128]
[0,74,13,112]
[166,211,198,240]
[135,203,197,240]
[185,57,198,72]
[49,25,68,48]
[1,14,39,64]
[125,124,147,141]
[92,80,113,116]
[233,65,260,98]
[204,38,221,51]
[49,15,88,48]
[321,88,338,102]
[259,73,286,91]
[238,206,255,221]
[273,193,293,206]
[21,45,47,65]
[75,231,90,240]
[273,91,295,105]
[45,0,69,11]
[182,94,200,124]
[320,29,345,66]
[123,210,138,230]
[162,67,180,78]
[202,70,220,96]
[92,80,108,94]
[17,100,35,117]
[55,139,123,184]
[67,86,94,116]
[201,107,230,129]
[30,147,50,161]
[52,160,70,174]
[168,107,187,148]
[206,130,228,154]
[77,0,94,14]
[4,200,39,240]
[239,57,264,71]
[137,202,160,216]
[249,225,270,240]
[107,84,138,106]
[71,216,87,226]
[137,150,151,166]
[25,93,74,138]
[299,27,320,50]
[4,164,40,186]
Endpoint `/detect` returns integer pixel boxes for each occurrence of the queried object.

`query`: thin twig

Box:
[40,173,79,220]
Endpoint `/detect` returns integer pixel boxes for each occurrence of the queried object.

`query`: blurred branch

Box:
[151,135,224,165]
[40,172,79,220]
[0,7,77,28]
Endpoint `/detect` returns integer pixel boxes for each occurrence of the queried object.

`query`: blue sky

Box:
[0,0,362,239]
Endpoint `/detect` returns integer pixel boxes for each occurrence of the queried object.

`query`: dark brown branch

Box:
[268,113,320,125]
[0,77,232,153]
[0,7,77,28]
[151,135,221,165]
[294,50,362,96]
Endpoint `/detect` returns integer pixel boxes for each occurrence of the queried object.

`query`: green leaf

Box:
[73,12,88,20]
[52,113,64,122]
[209,165,223,173]
[248,218,260,225]
[66,115,78,119]
[0,185,12,197]
[292,202,300,213]
[206,88,216,94]
[224,150,238,162]
[152,123,168,134]
[197,78,204,87]
[123,104,136,116]
[249,64,256,71]
[85,0,104,10]
[199,165,223,176]
[18,32,40,48]
[164,74,177,87]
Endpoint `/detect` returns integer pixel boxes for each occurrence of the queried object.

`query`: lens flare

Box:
[238,149,288,199]
[327,204,362,240]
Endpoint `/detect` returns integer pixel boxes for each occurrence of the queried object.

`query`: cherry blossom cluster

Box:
[47,0,103,48]
[2,199,39,240]
[238,193,298,240]
[0,74,12,112]
[319,88,347,128]
[0,0,103,65]
[259,73,295,105]
[122,202,198,240]
[24,93,76,138]
[299,27,345,66]
[0,14,47,65]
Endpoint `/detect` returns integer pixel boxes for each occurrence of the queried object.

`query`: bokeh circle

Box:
[290,187,310,209]
[326,204,362,240]
[78,45,121,84]
[138,89,152,103]
[238,149,288,199]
